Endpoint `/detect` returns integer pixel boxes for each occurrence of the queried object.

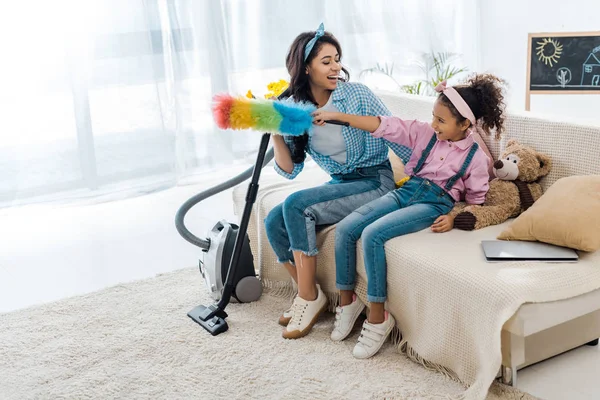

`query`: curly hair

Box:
[438,73,507,139]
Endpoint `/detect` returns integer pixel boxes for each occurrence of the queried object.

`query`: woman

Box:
[265,23,410,339]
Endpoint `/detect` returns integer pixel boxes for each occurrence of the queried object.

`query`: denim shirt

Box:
[274,81,412,179]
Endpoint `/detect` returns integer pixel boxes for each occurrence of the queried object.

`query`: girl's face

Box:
[431,99,471,142]
[306,43,342,91]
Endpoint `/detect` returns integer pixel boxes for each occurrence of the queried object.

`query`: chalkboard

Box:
[526,32,600,110]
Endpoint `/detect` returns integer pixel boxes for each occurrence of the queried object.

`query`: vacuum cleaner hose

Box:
[174,148,275,251]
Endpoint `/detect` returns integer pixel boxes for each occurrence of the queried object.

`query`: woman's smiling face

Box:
[306,43,342,91]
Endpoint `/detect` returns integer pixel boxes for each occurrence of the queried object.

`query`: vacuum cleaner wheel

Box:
[235,276,263,303]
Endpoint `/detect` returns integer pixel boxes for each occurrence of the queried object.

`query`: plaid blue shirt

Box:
[274,81,412,179]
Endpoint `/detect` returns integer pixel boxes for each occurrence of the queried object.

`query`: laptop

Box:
[481,240,579,262]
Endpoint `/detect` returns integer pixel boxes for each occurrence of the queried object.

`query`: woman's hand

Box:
[431,215,454,233]
[312,110,339,126]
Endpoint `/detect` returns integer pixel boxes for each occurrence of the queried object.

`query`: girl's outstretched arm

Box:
[313,110,429,149]
[312,110,381,133]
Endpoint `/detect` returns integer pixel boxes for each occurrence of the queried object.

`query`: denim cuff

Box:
[289,247,319,257]
[335,283,355,291]
[367,295,387,303]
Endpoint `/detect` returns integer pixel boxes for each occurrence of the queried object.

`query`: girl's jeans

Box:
[335,177,455,302]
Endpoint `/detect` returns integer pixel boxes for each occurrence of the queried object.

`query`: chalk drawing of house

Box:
[581,46,600,86]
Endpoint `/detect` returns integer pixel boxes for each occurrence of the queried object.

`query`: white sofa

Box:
[232,91,600,395]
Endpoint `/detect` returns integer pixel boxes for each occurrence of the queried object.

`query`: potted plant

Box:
[359,52,467,96]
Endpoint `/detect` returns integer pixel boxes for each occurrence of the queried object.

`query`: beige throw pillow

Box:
[498,175,600,252]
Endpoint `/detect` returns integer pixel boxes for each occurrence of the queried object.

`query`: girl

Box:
[312,74,506,358]
[265,23,411,340]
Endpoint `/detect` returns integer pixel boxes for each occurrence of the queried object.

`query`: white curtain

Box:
[0,0,479,208]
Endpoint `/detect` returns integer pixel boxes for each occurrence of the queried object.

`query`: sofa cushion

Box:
[498,175,600,252]
[388,149,407,183]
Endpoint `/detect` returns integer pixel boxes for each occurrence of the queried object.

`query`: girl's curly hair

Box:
[438,73,507,139]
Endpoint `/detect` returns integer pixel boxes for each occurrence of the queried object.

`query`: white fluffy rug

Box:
[0,268,537,399]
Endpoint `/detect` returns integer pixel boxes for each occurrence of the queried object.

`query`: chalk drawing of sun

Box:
[536,38,563,67]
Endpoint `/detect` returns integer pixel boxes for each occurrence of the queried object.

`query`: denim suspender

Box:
[412,133,479,191]
[412,134,438,175]
[443,142,479,190]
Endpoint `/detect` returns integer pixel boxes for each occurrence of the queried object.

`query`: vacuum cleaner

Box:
[175,132,274,336]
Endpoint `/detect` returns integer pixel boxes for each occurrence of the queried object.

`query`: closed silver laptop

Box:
[481,240,579,262]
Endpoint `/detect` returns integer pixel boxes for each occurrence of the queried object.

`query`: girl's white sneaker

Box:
[352,312,395,359]
[330,295,365,342]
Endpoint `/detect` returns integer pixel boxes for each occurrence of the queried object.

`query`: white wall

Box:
[479,0,600,125]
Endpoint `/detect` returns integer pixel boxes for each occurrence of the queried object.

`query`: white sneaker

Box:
[282,285,328,339]
[352,312,396,359]
[330,295,365,341]
[278,284,320,327]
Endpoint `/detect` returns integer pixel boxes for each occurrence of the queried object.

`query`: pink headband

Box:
[435,80,476,126]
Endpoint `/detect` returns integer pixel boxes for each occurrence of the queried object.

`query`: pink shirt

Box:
[372,116,490,204]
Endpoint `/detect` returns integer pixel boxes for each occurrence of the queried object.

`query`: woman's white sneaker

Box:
[282,285,327,339]
[352,312,395,359]
[330,295,365,341]
[278,284,321,327]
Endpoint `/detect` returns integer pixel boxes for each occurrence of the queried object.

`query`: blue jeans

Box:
[264,161,395,263]
[335,177,455,303]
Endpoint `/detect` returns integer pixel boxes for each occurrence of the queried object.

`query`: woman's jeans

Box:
[264,161,395,264]
[335,177,455,303]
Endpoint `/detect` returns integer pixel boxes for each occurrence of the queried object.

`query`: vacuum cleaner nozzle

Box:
[187,304,229,336]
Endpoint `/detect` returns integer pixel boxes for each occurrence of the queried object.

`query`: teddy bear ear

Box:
[506,139,520,147]
[536,152,552,177]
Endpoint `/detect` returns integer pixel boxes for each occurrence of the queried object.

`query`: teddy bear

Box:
[450,139,552,231]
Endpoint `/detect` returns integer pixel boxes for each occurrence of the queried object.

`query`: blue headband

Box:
[304,23,325,61]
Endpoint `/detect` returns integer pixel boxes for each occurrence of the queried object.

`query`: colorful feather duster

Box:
[212,94,316,136]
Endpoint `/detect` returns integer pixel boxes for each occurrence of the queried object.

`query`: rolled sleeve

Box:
[371,116,394,138]
[274,161,304,180]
